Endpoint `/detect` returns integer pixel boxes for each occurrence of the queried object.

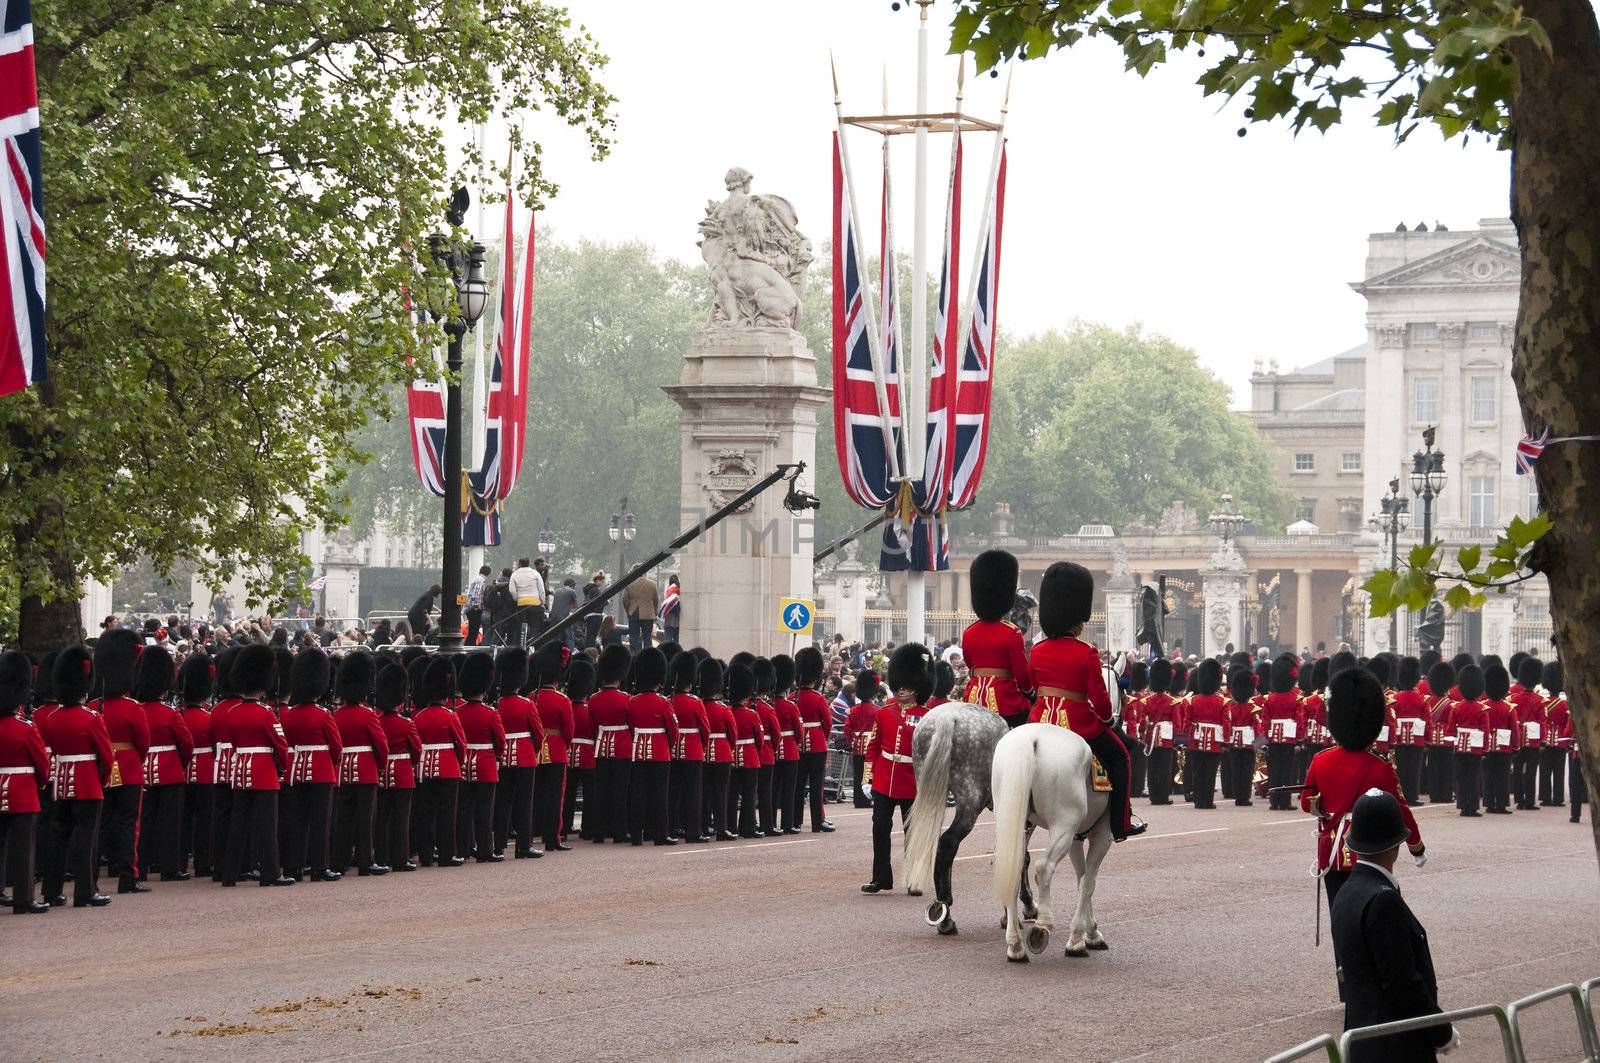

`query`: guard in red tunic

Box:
[667,651,710,842]
[1185,659,1227,810]
[1364,655,1398,766]
[220,644,293,887]
[588,645,634,844]
[1295,660,1327,785]
[40,648,114,907]
[726,662,763,838]
[1259,655,1304,811]
[1027,562,1142,840]
[626,648,678,846]
[1448,664,1489,817]
[751,658,781,836]
[1545,662,1584,822]
[698,658,736,840]
[1425,660,1457,805]
[1542,661,1569,808]
[412,656,468,867]
[1390,657,1430,806]
[1511,657,1546,810]
[532,642,572,853]
[791,647,835,833]
[1300,665,1424,914]
[1482,663,1519,815]
[206,645,241,883]
[1123,661,1149,799]
[960,550,1035,727]
[1142,658,1178,805]
[843,670,882,809]
[861,644,928,894]
[1225,666,1258,807]
[27,651,60,902]
[176,651,216,877]
[374,664,420,872]
[279,648,343,882]
[134,646,193,883]
[562,657,597,842]
[771,655,803,835]
[455,652,506,863]
[0,651,50,914]
[93,629,151,894]
[330,651,389,876]
[490,648,540,857]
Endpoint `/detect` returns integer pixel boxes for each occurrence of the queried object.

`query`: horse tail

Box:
[990,729,1037,914]
[903,712,954,894]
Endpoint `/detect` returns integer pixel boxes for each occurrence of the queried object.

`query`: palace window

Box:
[1294,452,1315,473]
[1299,498,1317,523]
[1340,452,1361,473]
[1469,323,1501,340]
[1469,476,1496,528]
[1414,378,1439,423]
[1411,323,1439,342]
[1470,377,1496,423]
[1526,475,1540,517]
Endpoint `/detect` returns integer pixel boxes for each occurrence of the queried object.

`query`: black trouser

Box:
[1427,747,1454,803]
[33,788,54,888]
[45,799,102,903]
[102,784,142,885]
[210,784,233,881]
[1323,868,1351,920]
[223,789,280,885]
[1189,749,1220,809]
[1265,744,1296,810]
[593,759,631,842]
[1086,729,1132,838]
[139,784,184,878]
[628,761,670,843]
[1455,753,1483,814]
[414,778,459,863]
[1541,746,1566,805]
[331,783,378,871]
[376,787,413,869]
[3,811,37,911]
[465,607,483,646]
[1180,743,1194,801]
[794,751,827,829]
[456,780,496,860]
[1219,745,1235,801]
[671,760,703,839]
[1129,740,1147,797]
[850,755,871,807]
[730,766,759,837]
[870,792,913,887]
[1147,747,1174,804]
[495,765,537,853]
[756,763,776,834]
[514,605,547,649]
[1394,746,1425,805]
[183,783,214,873]
[704,762,732,836]
[564,766,589,838]
[533,763,565,847]
[1229,747,1255,805]
[282,782,333,873]
[1570,758,1587,821]
[775,759,800,832]
[1513,747,1541,808]
[1484,751,1512,812]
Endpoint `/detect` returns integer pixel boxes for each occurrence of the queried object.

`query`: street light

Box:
[608,498,636,622]
[1206,492,1247,546]
[537,523,556,558]
[429,188,489,654]
[1409,425,1448,548]
[1369,477,1411,653]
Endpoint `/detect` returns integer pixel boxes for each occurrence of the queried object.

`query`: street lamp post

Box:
[1409,425,1448,548]
[1206,492,1246,547]
[430,190,490,654]
[1369,477,1411,654]
[537,523,556,559]
[607,498,636,623]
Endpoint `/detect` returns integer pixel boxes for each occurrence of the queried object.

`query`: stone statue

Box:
[699,167,812,330]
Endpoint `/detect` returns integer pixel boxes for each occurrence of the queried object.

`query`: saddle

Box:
[1090,756,1113,793]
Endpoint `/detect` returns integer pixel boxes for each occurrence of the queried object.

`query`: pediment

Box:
[1357,236,1520,291]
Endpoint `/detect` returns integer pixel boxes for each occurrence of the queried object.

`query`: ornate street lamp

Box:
[608,499,636,621]
[537,523,556,558]
[1369,477,1411,653]
[1206,492,1246,546]
[1410,425,1447,548]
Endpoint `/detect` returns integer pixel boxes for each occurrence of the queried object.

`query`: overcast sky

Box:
[486,0,1510,406]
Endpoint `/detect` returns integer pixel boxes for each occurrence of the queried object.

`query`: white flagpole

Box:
[957,69,1011,361]
[467,121,489,580]
[905,0,935,648]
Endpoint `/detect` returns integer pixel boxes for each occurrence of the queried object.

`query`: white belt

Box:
[571,738,595,746]
[234,747,270,755]
[779,730,796,737]
[0,766,34,776]
[597,725,627,732]
[386,752,409,761]
[55,754,96,763]
[295,744,330,753]
[505,731,532,740]
[734,738,755,745]
[635,727,665,735]
[709,732,728,740]
[216,741,233,750]
[883,752,914,765]
[147,744,177,753]
[421,743,453,751]
[342,745,372,754]
[466,743,494,751]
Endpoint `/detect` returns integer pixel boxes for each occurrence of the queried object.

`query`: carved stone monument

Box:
[664,169,829,657]
[1200,538,1248,657]
[1103,542,1137,653]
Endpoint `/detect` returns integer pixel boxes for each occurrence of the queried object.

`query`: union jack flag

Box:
[916,129,962,514]
[1515,430,1548,476]
[0,0,43,398]
[658,580,680,624]
[948,143,1006,511]
[404,280,448,499]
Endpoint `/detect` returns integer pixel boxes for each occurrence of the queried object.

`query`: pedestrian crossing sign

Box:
[778,598,814,635]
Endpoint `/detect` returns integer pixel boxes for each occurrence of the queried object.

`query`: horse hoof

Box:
[1023,904,1039,921]
[937,916,958,936]
[1064,945,1089,958]
[1086,937,1109,951]
[925,901,949,927]
[1025,925,1050,955]
[1006,952,1030,964]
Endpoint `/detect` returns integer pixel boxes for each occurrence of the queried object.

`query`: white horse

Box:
[990,722,1115,962]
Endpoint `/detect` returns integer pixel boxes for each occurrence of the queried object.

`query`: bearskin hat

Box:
[33,650,56,704]
[374,663,408,714]
[1230,651,1253,670]
[1450,652,1474,673]
[1366,654,1392,690]
[597,644,632,687]
[1329,650,1358,678]
[1297,661,1318,696]
[336,650,375,705]
[94,627,143,698]
[1479,654,1503,672]
[1226,665,1254,703]
[1484,663,1510,701]
[752,657,776,696]
[1253,660,1271,691]
[1038,561,1094,638]
[1270,654,1297,694]
[696,657,725,702]
[729,651,755,670]
[1193,658,1223,697]
[1508,651,1528,679]
[1419,648,1443,672]
[1328,666,1386,751]
[213,646,239,699]
[1397,657,1421,692]
[795,646,824,688]
[133,644,174,702]
[855,669,883,705]
[1517,656,1543,690]
[406,654,432,707]
[533,642,567,689]
[772,654,796,695]
[272,645,295,702]
[726,661,756,706]
[669,649,699,693]
[1149,658,1172,694]
[933,659,956,700]
[457,651,495,702]
[1128,660,1148,694]
[420,655,456,706]
[1542,659,1563,695]
[1427,660,1456,698]
[657,641,683,661]
[969,549,1020,623]
[633,647,668,694]
[495,648,529,699]
[1170,661,1189,696]
[1455,664,1485,701]
[179,650,214,706]
[289,647,332,705]
[399,644,428,670]
[1311,656,1331,690]
[231,643,277,697]
[53,645,94,707]
[565,655,597,704]
[0,650,31,713]
[690,646,711,663]
[887,643,936,704]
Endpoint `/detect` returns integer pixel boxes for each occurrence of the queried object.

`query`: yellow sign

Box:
[778,598,814,635]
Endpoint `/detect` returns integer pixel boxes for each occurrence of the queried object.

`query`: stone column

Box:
[1295,569,1315,653]
[1201,544,1248,657]
[78,578,113,636]
[1480,592,1518,661]
[830,548,869,645]
[1104,571,1137,655]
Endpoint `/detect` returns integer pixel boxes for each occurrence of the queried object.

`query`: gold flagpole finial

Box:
[830,50,840,104]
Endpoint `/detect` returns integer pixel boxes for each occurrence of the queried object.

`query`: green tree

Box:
[949,0,1600,858]
[1,2,613,650]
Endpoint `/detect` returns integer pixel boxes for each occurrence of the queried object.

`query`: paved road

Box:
[4,798,1598,1062]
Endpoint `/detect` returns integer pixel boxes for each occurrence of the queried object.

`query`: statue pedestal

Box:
[1201,543,1249,658]
[1103,570,1137,655]
[663,327,830,658]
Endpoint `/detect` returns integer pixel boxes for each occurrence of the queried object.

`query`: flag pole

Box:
[467,121,490,579]
[904,0,935,649]
[957,68,1010,342]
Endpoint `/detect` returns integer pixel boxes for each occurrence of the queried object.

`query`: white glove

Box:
[1437,1025,1461,1055]
[1412,851,1428,868]
[860,785,872,802]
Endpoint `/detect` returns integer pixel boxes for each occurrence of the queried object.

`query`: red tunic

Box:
[865,704,917,800]
[1185,694,1228,752]
[332,703,389,785]
[279,703,342,784]
[0,715,49,813]
[1428,695,1455,749]
[534,689,572,767]
[141,700,194,786]
[795,688,831,753]
[1141,693,1179,749]
[457,700,506,783]
[626,691,678,762]
[1486,698,1520,754]
[1448,699,1490,755]
[1122,692,1144,743]
[1372,695,1397,755]
[1302,692,1329,745]
[753,699,779,766]
[31,703,59,757]
[226,700,289,790]
[671,693,709,762]
[730,702,763,769]
[379,712,421,789]
[1258,692,1305,745]
[40,705,113,800]
[1300,747,1421,872]
[499,694,545,770]
[568,699,596,770]
[704,699,735,763]
[1391,690,1431,747]
[1511,689,1546,747]
[772,695,802,761]
[1226,699,1258,747]
[413,704,468,780]
[960,619,1034,718]
[844,701,878,756]
[1026,637,1111,739]
[97,695,150,789]
[589,689,632,760]
[182,705,216,784]
[1547,695,1571,753]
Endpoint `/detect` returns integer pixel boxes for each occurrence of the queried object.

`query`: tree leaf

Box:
[1457,544,1481,573]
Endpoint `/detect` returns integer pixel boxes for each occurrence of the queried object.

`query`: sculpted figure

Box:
[699,167,813,330]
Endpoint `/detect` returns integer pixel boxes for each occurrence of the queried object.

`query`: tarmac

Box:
[3,795,1597,1062]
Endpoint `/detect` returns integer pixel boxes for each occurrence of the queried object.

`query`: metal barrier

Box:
[1336,1003,1514,1061]
[1506,982,1596,1063]
[1583,978,1600,1053]
[1262,1033,1340,1063]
